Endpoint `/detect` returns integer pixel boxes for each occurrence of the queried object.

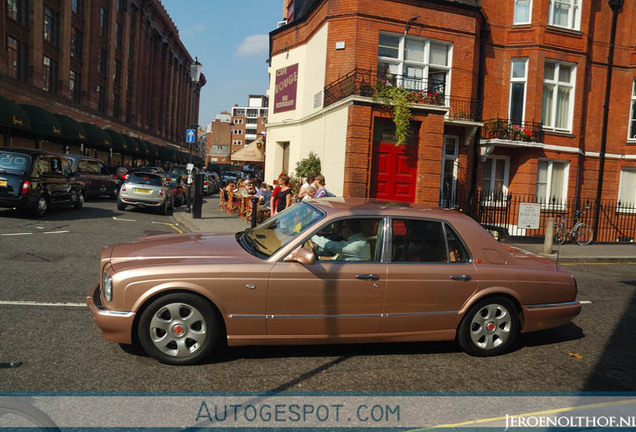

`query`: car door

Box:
[267,217,387,338]
[381,218,479,334]
[47,156,73,204]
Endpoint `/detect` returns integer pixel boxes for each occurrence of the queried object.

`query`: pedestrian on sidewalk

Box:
[276,174,293,214]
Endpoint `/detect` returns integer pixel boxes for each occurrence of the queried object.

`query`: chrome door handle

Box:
[450,274,472,281]
[355,274,379,281]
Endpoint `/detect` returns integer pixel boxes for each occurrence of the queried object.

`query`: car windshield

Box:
[0,152,31,173]
[170,168,188,176]
[128,173,162,186]
[237,203,325,258]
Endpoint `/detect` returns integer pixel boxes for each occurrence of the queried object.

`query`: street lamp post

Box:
[186,57,202,214]
[592,0,623,240]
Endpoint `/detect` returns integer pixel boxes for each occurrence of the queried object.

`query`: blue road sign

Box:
[186,129,196,144]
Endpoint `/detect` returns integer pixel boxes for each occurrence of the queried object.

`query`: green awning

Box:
[146,142,159,159]
[105,129,126,152]
[136,140,149,156]
[0,95,31,131]
[158,145,174,161]
[20,104,63,138]
[81,123,110,149]
[122,135,138,155]
[53,114,87,142]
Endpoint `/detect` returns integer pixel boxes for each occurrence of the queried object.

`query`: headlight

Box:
[102,269,113,302]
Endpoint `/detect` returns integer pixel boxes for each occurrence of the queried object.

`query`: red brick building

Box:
[266,0,636,241]
[0,0,205,167]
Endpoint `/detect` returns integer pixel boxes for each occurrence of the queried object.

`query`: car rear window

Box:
[0,152,31,172]
[128,173,162,186]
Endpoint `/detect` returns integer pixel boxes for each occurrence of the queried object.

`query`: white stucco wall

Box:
[265,22,350,196]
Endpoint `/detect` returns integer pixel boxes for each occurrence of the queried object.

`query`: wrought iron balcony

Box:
[482,118,544,143]
[322,68,480,122]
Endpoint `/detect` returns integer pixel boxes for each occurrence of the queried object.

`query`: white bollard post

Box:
[544,217,554,254]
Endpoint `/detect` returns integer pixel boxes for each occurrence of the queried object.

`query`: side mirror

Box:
[284,247,316,265]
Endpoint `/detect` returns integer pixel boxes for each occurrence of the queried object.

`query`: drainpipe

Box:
[468,14,489,211]
[592,0,623,241]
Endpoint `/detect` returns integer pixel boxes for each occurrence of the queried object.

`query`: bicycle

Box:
[553,209,594,245]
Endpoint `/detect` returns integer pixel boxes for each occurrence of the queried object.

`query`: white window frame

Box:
[548,0,581,31]
[440,135,459,205]
[628,79,636,141]
[232,140,242,146]
[536,158,569,207]
[233,118,243,124]
[481,155,510,206]
[377,32,453,97]
[617,168,636,212]
[508,58,528,124]
[513,0,532,25]
[542,60,576,133]
[232,129,243,135]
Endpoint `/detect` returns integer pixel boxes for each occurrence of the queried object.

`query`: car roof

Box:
[306,197,469,222]
[0,147,54,157]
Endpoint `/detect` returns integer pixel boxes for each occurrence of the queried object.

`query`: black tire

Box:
[72,191,84,210]
[160,199,169,215]
[575,223,593,245]
[33,195,48,217]
[457,296,520,357]
[137,293,218,365]
[117,200,126,211]
[553,222,566,245]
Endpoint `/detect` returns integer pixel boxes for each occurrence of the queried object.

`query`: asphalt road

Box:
[0,200,634,393]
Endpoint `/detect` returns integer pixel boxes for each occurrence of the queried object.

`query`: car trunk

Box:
[0,170,27,198]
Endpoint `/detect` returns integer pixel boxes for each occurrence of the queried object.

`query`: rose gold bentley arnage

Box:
[87,198,581,365]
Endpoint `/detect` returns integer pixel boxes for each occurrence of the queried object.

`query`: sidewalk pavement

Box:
[172,195,635,263]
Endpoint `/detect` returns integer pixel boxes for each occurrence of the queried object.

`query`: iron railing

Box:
[323,68,480,121]
[440,192,636,243]
[482,118,544,143]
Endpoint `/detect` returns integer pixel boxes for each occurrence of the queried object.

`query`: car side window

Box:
[50,157,64,176]
[306,217,382,262]
[391,219,448,263]
[86,160,100,174]
[99,162,108,175]
[35,157,51,177]
[78,159,88,173]
[444,223,471,263]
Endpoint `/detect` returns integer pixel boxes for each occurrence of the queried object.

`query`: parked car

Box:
[64,154,120,199]
[87,198,581,365]
[161,173,186,207]
[0,148,85,216]
[202,172,218,195]
[110,166,129,182]
[117,172,174,214]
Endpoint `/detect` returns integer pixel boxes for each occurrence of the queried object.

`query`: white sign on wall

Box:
[518,202,541,229]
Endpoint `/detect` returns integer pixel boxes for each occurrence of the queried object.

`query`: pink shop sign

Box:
[274,63,298,113]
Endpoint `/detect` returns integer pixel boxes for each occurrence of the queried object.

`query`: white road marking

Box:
[44,230,70,234]
[112,216,136,222]
[0,300,85,308]
[1,233,33,236]
[580,300,592,304]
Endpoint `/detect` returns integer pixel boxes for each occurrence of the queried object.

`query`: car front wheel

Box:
[457,297,519,357]
[138,293,218,365]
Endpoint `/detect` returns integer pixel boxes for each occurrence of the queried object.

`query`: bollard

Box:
[250,196,259,228]
[544,217,554,254]
[192,173,204,219]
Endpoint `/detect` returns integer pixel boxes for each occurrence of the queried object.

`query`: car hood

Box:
[109,232,255,271]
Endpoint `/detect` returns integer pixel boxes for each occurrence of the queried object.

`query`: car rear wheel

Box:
[72,191,84,210]
[117,200,126,211]
[457,297,519,357]
[138,293,218,365]
[33,195,48,217]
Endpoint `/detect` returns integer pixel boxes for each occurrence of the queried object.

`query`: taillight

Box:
[22,180,30,195]
[121,184,127,192]
[172,188,177,193]
[204,181,209,186]
[159,188,164,196]
[124,174,129,180]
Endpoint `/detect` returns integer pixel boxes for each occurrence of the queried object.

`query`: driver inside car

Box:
[309,219,371,261]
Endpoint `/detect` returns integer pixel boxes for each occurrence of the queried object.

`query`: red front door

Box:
[370,141,418,203]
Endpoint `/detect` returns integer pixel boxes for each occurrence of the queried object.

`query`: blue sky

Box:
[160,0,283,126]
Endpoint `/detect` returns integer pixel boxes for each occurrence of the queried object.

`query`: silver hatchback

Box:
[117,172,174,214]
